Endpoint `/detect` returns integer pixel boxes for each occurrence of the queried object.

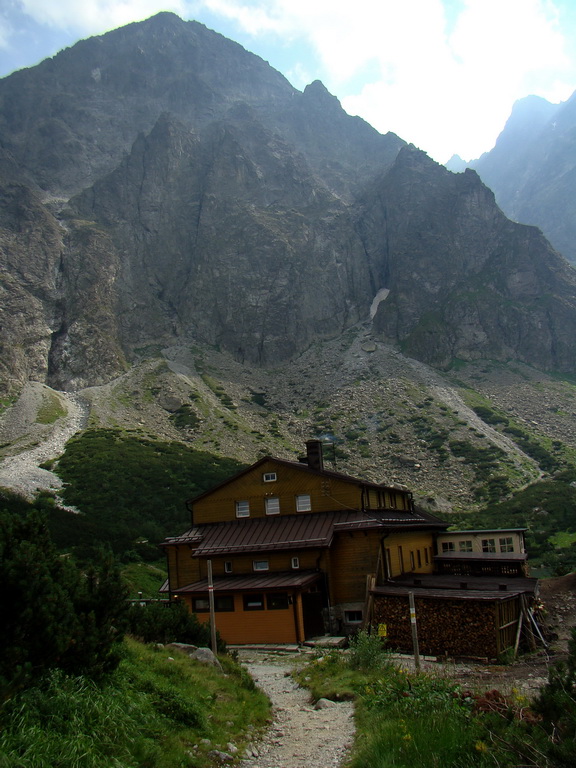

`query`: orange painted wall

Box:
[183,592,299,644]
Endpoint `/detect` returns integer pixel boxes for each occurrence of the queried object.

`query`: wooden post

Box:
[207,560,218,655]
[408,591,421,671]
[513,611,523,658]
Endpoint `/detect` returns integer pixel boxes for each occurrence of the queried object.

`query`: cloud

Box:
[6,0,576,160]
[195,0,576,160]
[18,0,189,35]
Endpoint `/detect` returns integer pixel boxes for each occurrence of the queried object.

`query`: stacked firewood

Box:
[372,595,500,659]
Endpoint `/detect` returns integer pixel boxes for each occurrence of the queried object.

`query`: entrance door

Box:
[302,591,326,638]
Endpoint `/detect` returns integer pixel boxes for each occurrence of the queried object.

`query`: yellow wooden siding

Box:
[192,458,412,524]
[384,532,435,577]
[167,545,202,590]
[329,531,382,604]
[207,549,324,577]
[182,592,299,644]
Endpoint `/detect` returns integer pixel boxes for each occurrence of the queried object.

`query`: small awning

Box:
[172,570,322,594]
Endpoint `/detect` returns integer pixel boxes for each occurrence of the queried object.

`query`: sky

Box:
[1,0,575,162]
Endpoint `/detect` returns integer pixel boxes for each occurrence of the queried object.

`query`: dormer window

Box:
[263,472,277,482]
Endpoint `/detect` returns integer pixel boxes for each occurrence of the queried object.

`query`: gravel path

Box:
[238,653,355,768]
[0,382,89,500]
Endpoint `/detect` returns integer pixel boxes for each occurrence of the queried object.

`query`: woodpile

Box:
[372,594,513,659]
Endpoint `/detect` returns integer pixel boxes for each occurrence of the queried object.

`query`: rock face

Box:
[464,92,576,265]
[1,12,576,394]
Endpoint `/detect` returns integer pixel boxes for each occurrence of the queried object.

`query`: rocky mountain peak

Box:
[1,13,576,398]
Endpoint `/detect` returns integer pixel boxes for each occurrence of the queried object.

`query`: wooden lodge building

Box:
[162,441,539,658]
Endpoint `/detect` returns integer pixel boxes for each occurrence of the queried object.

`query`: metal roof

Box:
[381,573,538,594]
[435,552,527,562]
[163,508,446,556]
[173,570,322,593]
[440,528,527,534]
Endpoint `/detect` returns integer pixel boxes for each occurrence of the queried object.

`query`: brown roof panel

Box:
[382,574,538,593]
[173,570,322,593]
[435,552,528,562]
[163,508,446,554]
[191,512,341,556]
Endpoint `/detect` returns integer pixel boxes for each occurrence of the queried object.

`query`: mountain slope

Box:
[464,92,576,264]
[0,11,576,402]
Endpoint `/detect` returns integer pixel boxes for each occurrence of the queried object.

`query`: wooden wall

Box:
[192,459,412,524]
[179,591,301,644]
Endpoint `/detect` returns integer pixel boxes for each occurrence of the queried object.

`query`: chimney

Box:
[305,439,324,472]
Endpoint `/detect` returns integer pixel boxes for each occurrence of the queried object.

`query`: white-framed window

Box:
[344,610,363,624]
[499,537,514,553]
[224,561,233,573]
[295,494,311,512]
[263,472,277,483]
[482,538,496,553]
[459,540,473,552]
[235,500,250,518]
[441,541,455,553]
[253,560,269,571]
[265,497,280,515]
[291,556,300,569]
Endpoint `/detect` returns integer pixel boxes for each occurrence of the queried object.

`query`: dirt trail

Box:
[238,652,355,768]
[0,382,89,500]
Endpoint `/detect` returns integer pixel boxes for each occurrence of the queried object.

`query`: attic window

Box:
[263,472,277,482]
[291,556,300,569]
[253,560,269,571]
[235,500,250,518]
[295,494,311,512]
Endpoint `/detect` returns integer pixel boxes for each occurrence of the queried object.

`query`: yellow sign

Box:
[378,623,387,638]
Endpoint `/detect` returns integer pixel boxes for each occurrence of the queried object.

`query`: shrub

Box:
[348,630,390,672]
[126,600,226,652]
[0,509,127,701]
[534,626,576,766]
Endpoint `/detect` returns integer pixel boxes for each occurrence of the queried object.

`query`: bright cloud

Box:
[18,0,188,34]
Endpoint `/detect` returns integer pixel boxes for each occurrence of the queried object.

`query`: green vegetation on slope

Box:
[449,469,576,575]
[49,429,246,562]
[294,631,576,768]
[0,507,127,700]
[0,639,270,768]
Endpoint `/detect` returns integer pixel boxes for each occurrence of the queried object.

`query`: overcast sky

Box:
[1,0,575,162]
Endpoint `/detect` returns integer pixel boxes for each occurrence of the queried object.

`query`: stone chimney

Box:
[305,439,324,472]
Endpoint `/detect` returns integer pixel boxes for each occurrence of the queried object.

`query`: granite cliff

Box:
[453,92,576,265]
[1,11,576,400]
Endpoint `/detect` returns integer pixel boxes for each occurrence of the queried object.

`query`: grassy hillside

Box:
[0,638,270,767]
[46,429,246,562]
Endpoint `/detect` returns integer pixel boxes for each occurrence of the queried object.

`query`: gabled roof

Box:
[163,508,447,556]
[186,454,412,506]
